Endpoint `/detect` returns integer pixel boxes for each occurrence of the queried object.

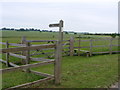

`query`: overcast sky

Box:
[0,0,119,33]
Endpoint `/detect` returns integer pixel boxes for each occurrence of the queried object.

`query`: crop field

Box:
[0,31,119,88]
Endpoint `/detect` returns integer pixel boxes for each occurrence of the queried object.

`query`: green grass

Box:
[2,69,45,89]
[1,54,118,88]
[31,54,118,88]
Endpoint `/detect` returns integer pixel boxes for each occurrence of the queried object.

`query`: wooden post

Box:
[6,41,10,67]
[21,36,26,64]
[54,41,61,85]
[90,39,93,56]
[25,42,31,72]
[109,38,113,54]
[49,20,63,84]
[78,35,80,56]
[70,37,74,56]
[54,20,63,84]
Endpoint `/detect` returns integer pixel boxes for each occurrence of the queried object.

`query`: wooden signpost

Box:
[49,20,63,84]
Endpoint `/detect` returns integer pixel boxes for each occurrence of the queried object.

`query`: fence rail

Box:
[0,39,61,89]
[1,44,55,53]
[0,60,54,74]
[69,37,119,56]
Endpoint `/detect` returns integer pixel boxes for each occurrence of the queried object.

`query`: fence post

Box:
[21,36,26,64]
[6,41,10,67]
[49,20,63,84]
[70,37,74,56]
[78,35,81,56]
[54,41,61,85]
[90,39,93,56]
[25,42,31,72]
[109,38,113,54]
[54,20,63,85]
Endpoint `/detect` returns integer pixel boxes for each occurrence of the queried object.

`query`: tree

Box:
[110,34,117,38]
[74,32,77,35]
[20,28,25,31]
[65,32,68,34]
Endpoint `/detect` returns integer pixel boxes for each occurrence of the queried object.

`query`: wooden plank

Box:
[70,37,74,56]
[7,76,54,89]
[0,59,19,67]
[109,38,113,54]
[112,50,120,52]
[54,41,61,84]
[6,41,10,67]
[9,43,26,47]
[9,53,26,59]
[76,40,90,42]
[92,51,110,54]
[0,42,6,45]
[74,49,89,53]
[74,46,90,48]
[27,40,68,42]
[31,58,54,61]
[62,42,70,46]
[30,51,54,56]
[30,70,54,77]
[78,35,80,56]
[90,39,93,56]
[31,48,54,51]
[112,45,120,46]
[0,60,54,74]
[75,45,119,48]
[0,42,26,46]
[74,38,119,42]
[27,40,57,42]
[25,42,31,72]
[49,23,60,27]
[0,44,55,53]
[21,36,26,65]
[91,45,107,47]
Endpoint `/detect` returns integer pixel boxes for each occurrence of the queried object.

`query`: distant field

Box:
[0,31,118,52]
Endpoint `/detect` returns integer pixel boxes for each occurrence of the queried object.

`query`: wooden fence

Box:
[0,41,61,89]
[0,36,120,89]
[69,37,120,56]
[1,37,119,58]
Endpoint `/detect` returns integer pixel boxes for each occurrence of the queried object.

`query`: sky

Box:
[0,0,119,33]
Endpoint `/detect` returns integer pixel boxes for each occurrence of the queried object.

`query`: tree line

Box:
[0,27,53,32]
[1,27,119,38]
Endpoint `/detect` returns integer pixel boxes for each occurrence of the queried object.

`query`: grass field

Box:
[0,31,119,88]
[1,31,118,52]
[1,54,118,88]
